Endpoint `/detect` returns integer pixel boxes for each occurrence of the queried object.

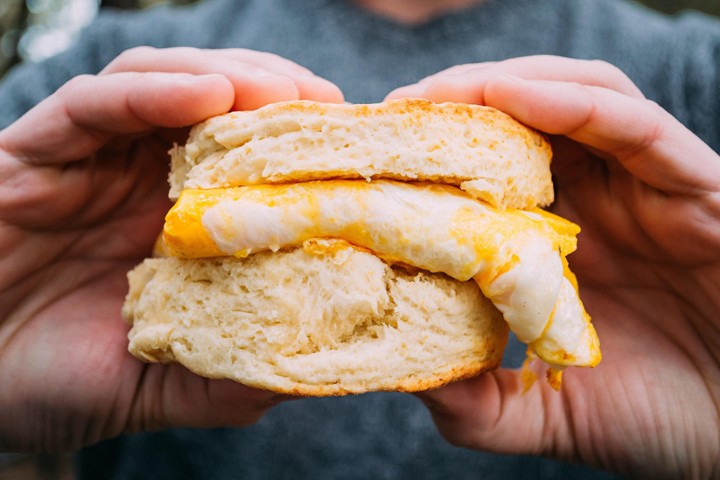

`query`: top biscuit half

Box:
[169,98,554,210]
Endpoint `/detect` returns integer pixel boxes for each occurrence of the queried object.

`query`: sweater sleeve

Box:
[671,12,720,153]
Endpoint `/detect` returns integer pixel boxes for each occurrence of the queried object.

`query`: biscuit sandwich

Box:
[122,99,601,396]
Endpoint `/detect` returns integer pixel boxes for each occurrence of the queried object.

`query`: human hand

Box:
[388,55,720,479]
[0,47,343,452]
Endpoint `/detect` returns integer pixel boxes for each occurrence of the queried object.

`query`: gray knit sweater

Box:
[1,0,718,478]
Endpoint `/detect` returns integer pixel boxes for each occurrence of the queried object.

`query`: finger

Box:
[196,48,318,77]
[416,367,565,457]
[482,75,720,195]
[102,46,316,80]
[414,62,496,85]
[102,47,303,109]
[387,63,494,101]
[208,49,345,103]
[0,72,234,165]
[386,55,644,101]
[128,364,294,432]
[102,46,344,107]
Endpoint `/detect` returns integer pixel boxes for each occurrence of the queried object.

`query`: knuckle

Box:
[259,50,288,63]
[263,52,311,74]
[588,58,624,75]
[588,59,642,94]
[106,45,157,70]
[165,45,201,57]
[641,97,666,115]
[58,74,96,97]
[641,100,668,139]
[441,63,473,75]
[125,44,157,56]
[616,99,667,157]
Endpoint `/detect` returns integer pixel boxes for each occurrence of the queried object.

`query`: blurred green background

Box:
[0,0,719,78]
[0,0,195,77]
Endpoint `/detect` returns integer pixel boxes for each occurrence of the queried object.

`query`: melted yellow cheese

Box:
[163,179,600,369]
[165,181,577,277]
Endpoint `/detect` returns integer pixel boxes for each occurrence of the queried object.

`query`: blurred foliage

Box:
[0,0,719,78]
[0,0,198,77]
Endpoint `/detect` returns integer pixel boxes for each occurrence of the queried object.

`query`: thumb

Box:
[0,72,234,166]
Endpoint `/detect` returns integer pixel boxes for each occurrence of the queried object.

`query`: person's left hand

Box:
[387,55,720,479]
[0,47,343,452]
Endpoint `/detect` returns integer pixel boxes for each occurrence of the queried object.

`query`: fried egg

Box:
[163,179,600,369]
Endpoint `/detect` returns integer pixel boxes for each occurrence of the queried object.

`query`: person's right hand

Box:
[388,55,720,479]
[0,46,343,452]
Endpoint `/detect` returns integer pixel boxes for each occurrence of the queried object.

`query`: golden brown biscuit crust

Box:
[123,245,508,396]
[170,99,553,209]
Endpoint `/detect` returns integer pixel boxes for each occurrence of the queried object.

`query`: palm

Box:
[430,140,720,478]
[549,140,720,476]
[0,135,165,449]
[0,131,280,451]
[562,290,716,477]
[392,56,720,477]
[0,48,346,453]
